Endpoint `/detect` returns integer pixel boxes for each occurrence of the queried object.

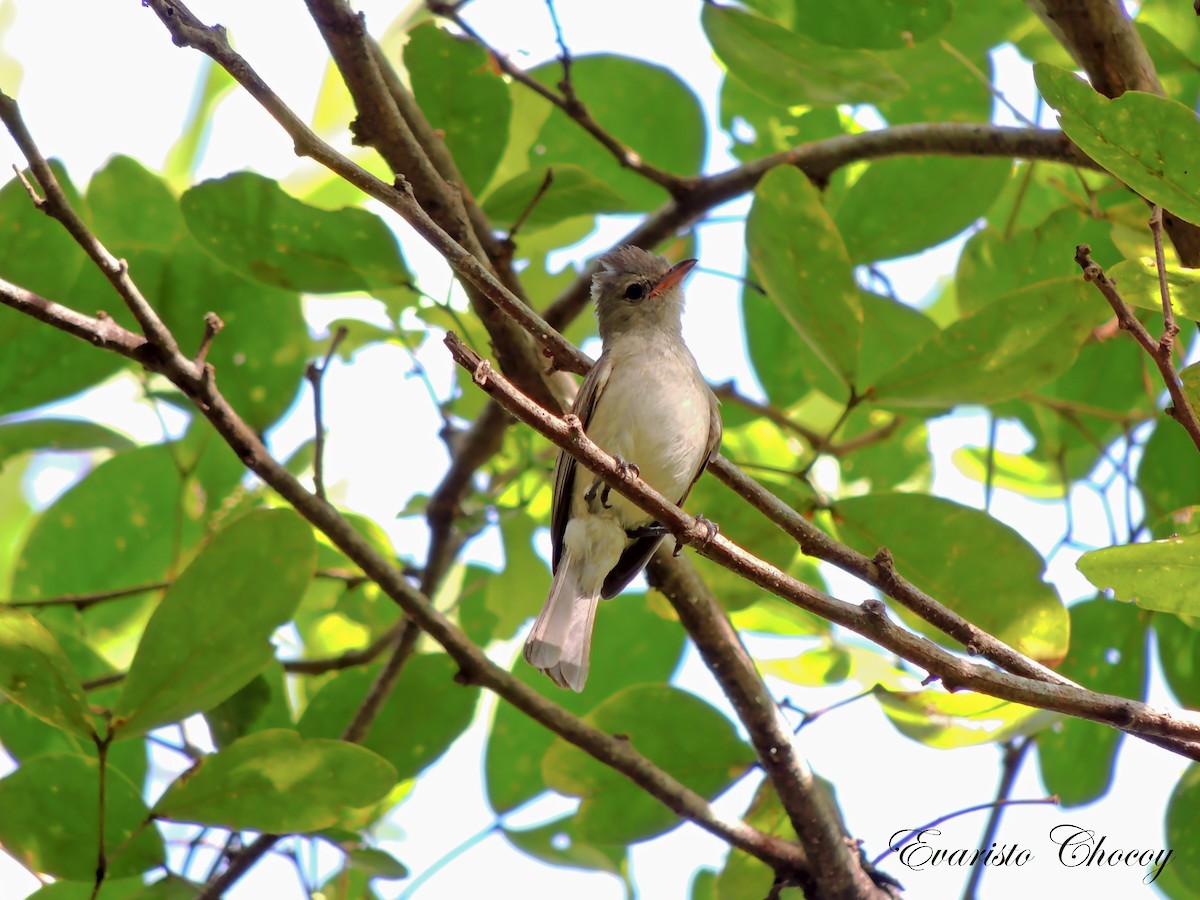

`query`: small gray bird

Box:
[523,245,722,691]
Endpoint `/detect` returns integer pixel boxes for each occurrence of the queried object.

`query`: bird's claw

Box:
[673,515,718,557]
[600,457,639,508]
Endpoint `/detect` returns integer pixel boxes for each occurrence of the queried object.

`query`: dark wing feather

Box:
[550,353,613,572]
[600,386,723,599]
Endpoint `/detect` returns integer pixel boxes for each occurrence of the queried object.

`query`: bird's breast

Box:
[577,345,711,527]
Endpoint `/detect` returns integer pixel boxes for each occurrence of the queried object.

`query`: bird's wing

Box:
[600,385,722,599]
[550,352,613,572]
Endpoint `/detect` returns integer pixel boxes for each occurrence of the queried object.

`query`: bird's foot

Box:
[583,476,604,514]
[599,456,639,509]
[626,522,670,540]
[673,515,719,557]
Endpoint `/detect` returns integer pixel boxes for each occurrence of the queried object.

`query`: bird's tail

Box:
[523,546,600,692]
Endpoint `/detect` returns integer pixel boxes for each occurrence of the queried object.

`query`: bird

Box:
[523,245,722,691]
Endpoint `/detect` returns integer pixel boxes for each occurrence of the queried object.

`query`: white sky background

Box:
[0,1,1189,898]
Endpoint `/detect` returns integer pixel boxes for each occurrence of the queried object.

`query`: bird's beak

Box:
[648,258,698,298]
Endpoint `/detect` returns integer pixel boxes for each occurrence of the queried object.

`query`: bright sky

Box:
[0,2,1187,898]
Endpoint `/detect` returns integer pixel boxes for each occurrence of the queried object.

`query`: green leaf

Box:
[716,779,812,900]
[951,447,1064,500]
[764,641,915,690]
[163,59,236,188]
[339,845,408,882]
[0,163,128,415]
[836,156,1010,263]
[297,653,479,782]
[525,55,704,211]
[483,512,548,641]
[404,23,510,195]
[543,685,755,844]
[1155,615,1200,709]
[151,729,397,831]
[206,662,292,749]
[180,172,412,294]
[719,78,844,164]
[1166,764,1200,887]
[89,155,187,252]
[703,5,907,107]
[874,0,1029,124]
[112,509,316,736]
[31,875,200,900]
[1107,257,1200,320]
[957,207,1119,314]
[1035,63,1200,226]
[834,493,1069,663]
[11,445,192,648]
[746,166,863,393]
[1140,420,1200,526]
[856,290,938,389]
[876,687,1055,748]
[157,242,308,430]
[1015,337,1150,484]
[1077,535,1200,615]
[0,609,94,739]
[0,629,146,786]
[485,598,684,814]
[503,813,626,876]
[482,165,627,233]
[792,0,952,49]
[0,418,134,471]
[1037,599,1146,806]
[869,277,1108,407]
[0,753,163,880]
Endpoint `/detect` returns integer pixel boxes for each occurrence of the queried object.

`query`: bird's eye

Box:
[624,283,646,301]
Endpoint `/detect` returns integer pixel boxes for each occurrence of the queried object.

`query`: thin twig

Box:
[781,687,879,733]
[506,168,554,241]
[799,391,861,478]
[2,569,368,612]
[282,620,407,675]
[961,737,1033,900]
[428,0,693,197]
[939,39,1037,128]
[1149,206,1180,353]
[195,312,224,366]
[984,415,998,512]
[1074,244,1200,452]
[0,93,182,357]
[307,325,348,502]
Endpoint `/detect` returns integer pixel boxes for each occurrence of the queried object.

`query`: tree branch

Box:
[302,0,560,409]
[1028,0,1200,266]
[1074,245,1200,452]
[542,124,1096,330]
[141,0,591,382]
[0,100,181,357]
[646,551,882,899]
[429,0,692,197]
[444,332,1200,753]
